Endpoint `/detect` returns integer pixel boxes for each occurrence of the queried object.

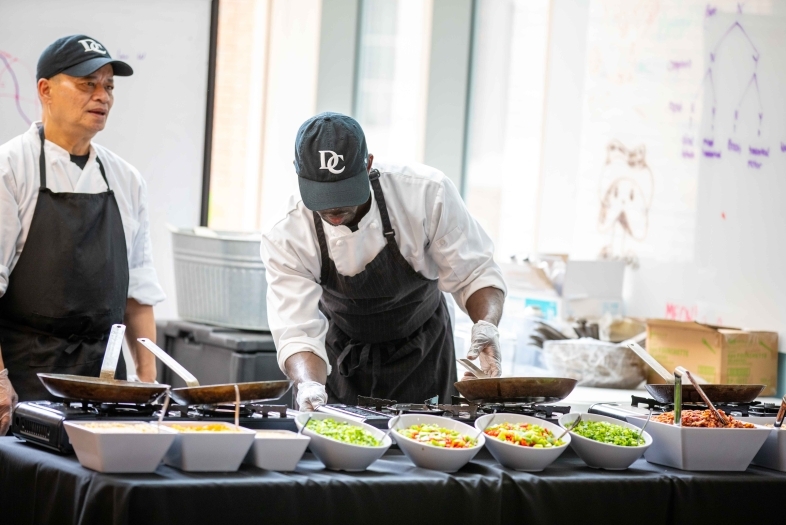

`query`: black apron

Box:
[0,125,129,403]
[314,170,457,405]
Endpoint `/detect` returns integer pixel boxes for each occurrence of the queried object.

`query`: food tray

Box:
[626,416,770,471]
[244,430,311,471]
[160,421,256,472]
[740,417,786,471]
[64,421,177,473]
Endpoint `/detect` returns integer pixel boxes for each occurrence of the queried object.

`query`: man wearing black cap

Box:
[261,112,506,410]
[0,35,166,433]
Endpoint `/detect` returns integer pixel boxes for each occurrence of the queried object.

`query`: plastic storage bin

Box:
[155,320,291,406]
[171,226,268,331]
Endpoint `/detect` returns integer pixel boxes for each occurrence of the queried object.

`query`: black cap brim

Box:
[61,56,133,77]
[299,167,370,211]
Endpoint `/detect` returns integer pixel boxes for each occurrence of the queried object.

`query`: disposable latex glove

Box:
[296,380,327,412]
[0,369,18,436]
[465,320,502,379]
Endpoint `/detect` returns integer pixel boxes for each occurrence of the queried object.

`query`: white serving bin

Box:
[295,412,391,472]
[160,421,256,472]
[392,414,484,473]
[558,413,651,470]
[739,417,786,471]
[475,413,570,472]
[626,416,771,471]
[64,421,178,474]
[244,430,311,471]
[170,226,269,330]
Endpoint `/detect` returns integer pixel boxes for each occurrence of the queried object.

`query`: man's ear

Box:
[38,78,53,106]
[366,153,374,172]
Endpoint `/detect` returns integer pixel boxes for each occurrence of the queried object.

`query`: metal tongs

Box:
[773,395,786,428]
[674,366,729,427]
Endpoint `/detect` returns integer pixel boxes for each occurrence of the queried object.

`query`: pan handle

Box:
[137,338,201,387]
[99,324,126,380]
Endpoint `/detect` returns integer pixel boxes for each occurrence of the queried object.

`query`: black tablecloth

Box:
[2,436,784,525]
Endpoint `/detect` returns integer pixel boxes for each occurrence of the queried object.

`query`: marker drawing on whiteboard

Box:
[727,139,740,153]
[781,142,786,153]
[0,52,34,125]
[683,13,766,157]
[597,140,653,268]
[748,160,761,169]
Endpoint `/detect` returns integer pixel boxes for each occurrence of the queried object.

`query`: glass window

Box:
[463,0,552,259]
[354,0,433,162]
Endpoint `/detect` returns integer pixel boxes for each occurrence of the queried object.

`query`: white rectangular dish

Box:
[626,416,770,471]
[159,421,256,472]
[244,430,310,471]
[739,417,786,471]
[64,421,177,473]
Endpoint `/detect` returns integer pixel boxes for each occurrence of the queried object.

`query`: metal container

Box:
[170,226,268,330]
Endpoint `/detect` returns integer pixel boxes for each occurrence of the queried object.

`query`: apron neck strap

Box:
[38,124,47,189]
[38,124,110,191]
[312,211,331,285]
[368,170,397,246]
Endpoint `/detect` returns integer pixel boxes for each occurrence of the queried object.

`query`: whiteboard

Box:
[538,0,786,349]
[0,0,212,319]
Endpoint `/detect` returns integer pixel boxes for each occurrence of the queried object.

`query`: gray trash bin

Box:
[155,320,291,407]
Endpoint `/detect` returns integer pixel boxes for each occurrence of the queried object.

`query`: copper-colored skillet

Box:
[137,338,292,406]
[37,325,169,403]
[454,376,577,404]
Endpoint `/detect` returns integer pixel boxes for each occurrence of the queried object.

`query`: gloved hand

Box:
[0,369,18,436]
[296,380,327,412]
[464,320,502,379]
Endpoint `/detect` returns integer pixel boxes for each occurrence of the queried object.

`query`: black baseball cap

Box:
[37,35,133,81]
[294,112,370,211]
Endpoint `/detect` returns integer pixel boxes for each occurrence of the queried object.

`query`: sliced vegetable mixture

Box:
[484,422,564,448]
[306,418,381,447]
[572,421,644,447]
[396,424,477,449]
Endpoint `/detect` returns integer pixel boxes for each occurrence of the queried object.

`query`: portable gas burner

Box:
[588,394,777,422]
[12,400,298,454]
[317,395,571,429]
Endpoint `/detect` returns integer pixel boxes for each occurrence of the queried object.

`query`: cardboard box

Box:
[646,319,779,396]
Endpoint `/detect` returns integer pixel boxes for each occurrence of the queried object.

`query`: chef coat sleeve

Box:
[0,166,19,298]
[260,234,332,375]
[427,175,507,313]
[127,173,166,306]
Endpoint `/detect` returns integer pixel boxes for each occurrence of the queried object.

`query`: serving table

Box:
[2,437,785,525]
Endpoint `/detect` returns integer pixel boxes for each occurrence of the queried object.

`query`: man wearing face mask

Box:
[261,113,506,411]
[0,35,166,435]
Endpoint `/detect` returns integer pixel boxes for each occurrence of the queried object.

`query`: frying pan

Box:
[645,383,765,404]
[454,377,577,403]
[37,325,169,403]
[137,338,292,405]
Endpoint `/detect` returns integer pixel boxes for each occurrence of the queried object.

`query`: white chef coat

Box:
[260,160,506,374]
[0,123,166,306]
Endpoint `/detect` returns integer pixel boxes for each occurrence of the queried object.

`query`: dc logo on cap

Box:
[318,150,345,174]
[77,39,107,55]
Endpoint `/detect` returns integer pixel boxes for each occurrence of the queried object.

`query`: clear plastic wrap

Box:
[543,339,647,389]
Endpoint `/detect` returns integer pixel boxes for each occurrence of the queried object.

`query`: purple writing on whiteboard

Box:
[748,160,761,169]
[749,146,769,157]
[682,136,693,146]
[727,139,740,152]
[703,150,721,158]
[682,150,695,159]
[703,138,714,147]
[705,5,717,17]
[669,102,682,112]
[781,142,786,152]
[668,60,692,71]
